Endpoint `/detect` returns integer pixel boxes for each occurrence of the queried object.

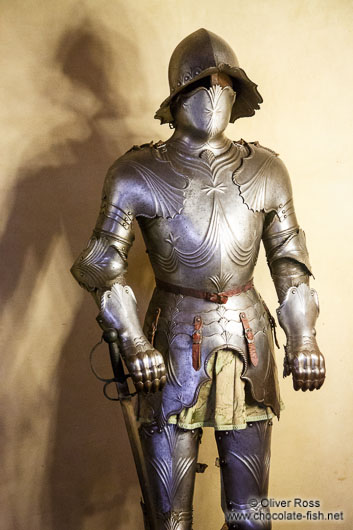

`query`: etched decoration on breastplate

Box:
[149,143,260,276]
[128,146,189,219]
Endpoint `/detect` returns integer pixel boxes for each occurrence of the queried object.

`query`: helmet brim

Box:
[154,63,263,124]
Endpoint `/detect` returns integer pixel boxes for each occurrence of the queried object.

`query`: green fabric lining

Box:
[138,349,284,430]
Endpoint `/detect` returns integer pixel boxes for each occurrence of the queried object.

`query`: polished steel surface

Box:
[216,420,272,529]
[139,423,201,529]
[277,283,325,391]
[97,283,166,393]
[155,28,262,124]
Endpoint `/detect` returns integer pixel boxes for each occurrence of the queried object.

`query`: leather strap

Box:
[148,307,161,347]
[261,299,280,349]
[240,312,258,367]
[155,278,254,304]
[192,315,203,371]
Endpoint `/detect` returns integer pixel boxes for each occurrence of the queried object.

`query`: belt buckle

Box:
[208,292,228,304]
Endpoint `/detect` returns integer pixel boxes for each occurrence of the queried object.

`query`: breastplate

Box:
[138,142,264,291]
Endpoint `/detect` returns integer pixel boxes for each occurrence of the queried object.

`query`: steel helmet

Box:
[155,28,262,124]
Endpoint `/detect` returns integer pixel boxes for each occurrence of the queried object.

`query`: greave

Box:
[215,420,272,529]
[139,423,202,529]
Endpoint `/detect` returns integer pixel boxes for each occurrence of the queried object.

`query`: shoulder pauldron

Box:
[233,141,279,213]
[121,143,189,219]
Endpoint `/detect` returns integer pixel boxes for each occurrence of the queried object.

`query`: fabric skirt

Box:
[138,349,283,430]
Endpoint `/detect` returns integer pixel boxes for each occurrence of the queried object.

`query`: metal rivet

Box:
[177,81,181,87]
[107,294,111,298]
[279,203,283,208]
[284,215,287,218]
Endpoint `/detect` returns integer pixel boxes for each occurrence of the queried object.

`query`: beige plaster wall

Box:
[1,1,352,528]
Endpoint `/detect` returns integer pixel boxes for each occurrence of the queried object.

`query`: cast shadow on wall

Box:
[0,23,147,530]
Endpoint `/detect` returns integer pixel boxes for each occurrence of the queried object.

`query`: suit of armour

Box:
[71,29,325,530]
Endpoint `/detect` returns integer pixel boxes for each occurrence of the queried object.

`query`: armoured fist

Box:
[96,283,167,392]
[123,338,167,393]
[277,283,325,391]
[283,337,326,391]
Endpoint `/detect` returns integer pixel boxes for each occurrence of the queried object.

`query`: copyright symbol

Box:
[249,498,257,508]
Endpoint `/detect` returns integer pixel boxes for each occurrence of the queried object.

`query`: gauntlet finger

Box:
[135,381,144,392]
[143,380,152,393]
[151,378,160,392]
[151,358,166,393]
[308,356,320,390]
[129,362,144,385]
[293,358,305,390]
[128,356,143,380]
[148,354,160,382]
[311,352,320,368]
[303,354,316,391]
[156,360,166,381]
[144,353,163,393]
[308,371,321,391]
[293,376,304,391]
[141,353,153,383]
[130,366,143,383]
[318,355,326,388]
[317,372,325,389]
[300,377,309,391]
[317,379,325,389]
[160,374,167,390]
[310,378,321,390]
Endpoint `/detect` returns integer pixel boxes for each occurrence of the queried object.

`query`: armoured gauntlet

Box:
[95,280,166,393]
[274,263,325,391]
[264,221,326,391]
[71,202,166,393]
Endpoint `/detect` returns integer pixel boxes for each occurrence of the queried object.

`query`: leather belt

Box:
[155,278,254,304]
